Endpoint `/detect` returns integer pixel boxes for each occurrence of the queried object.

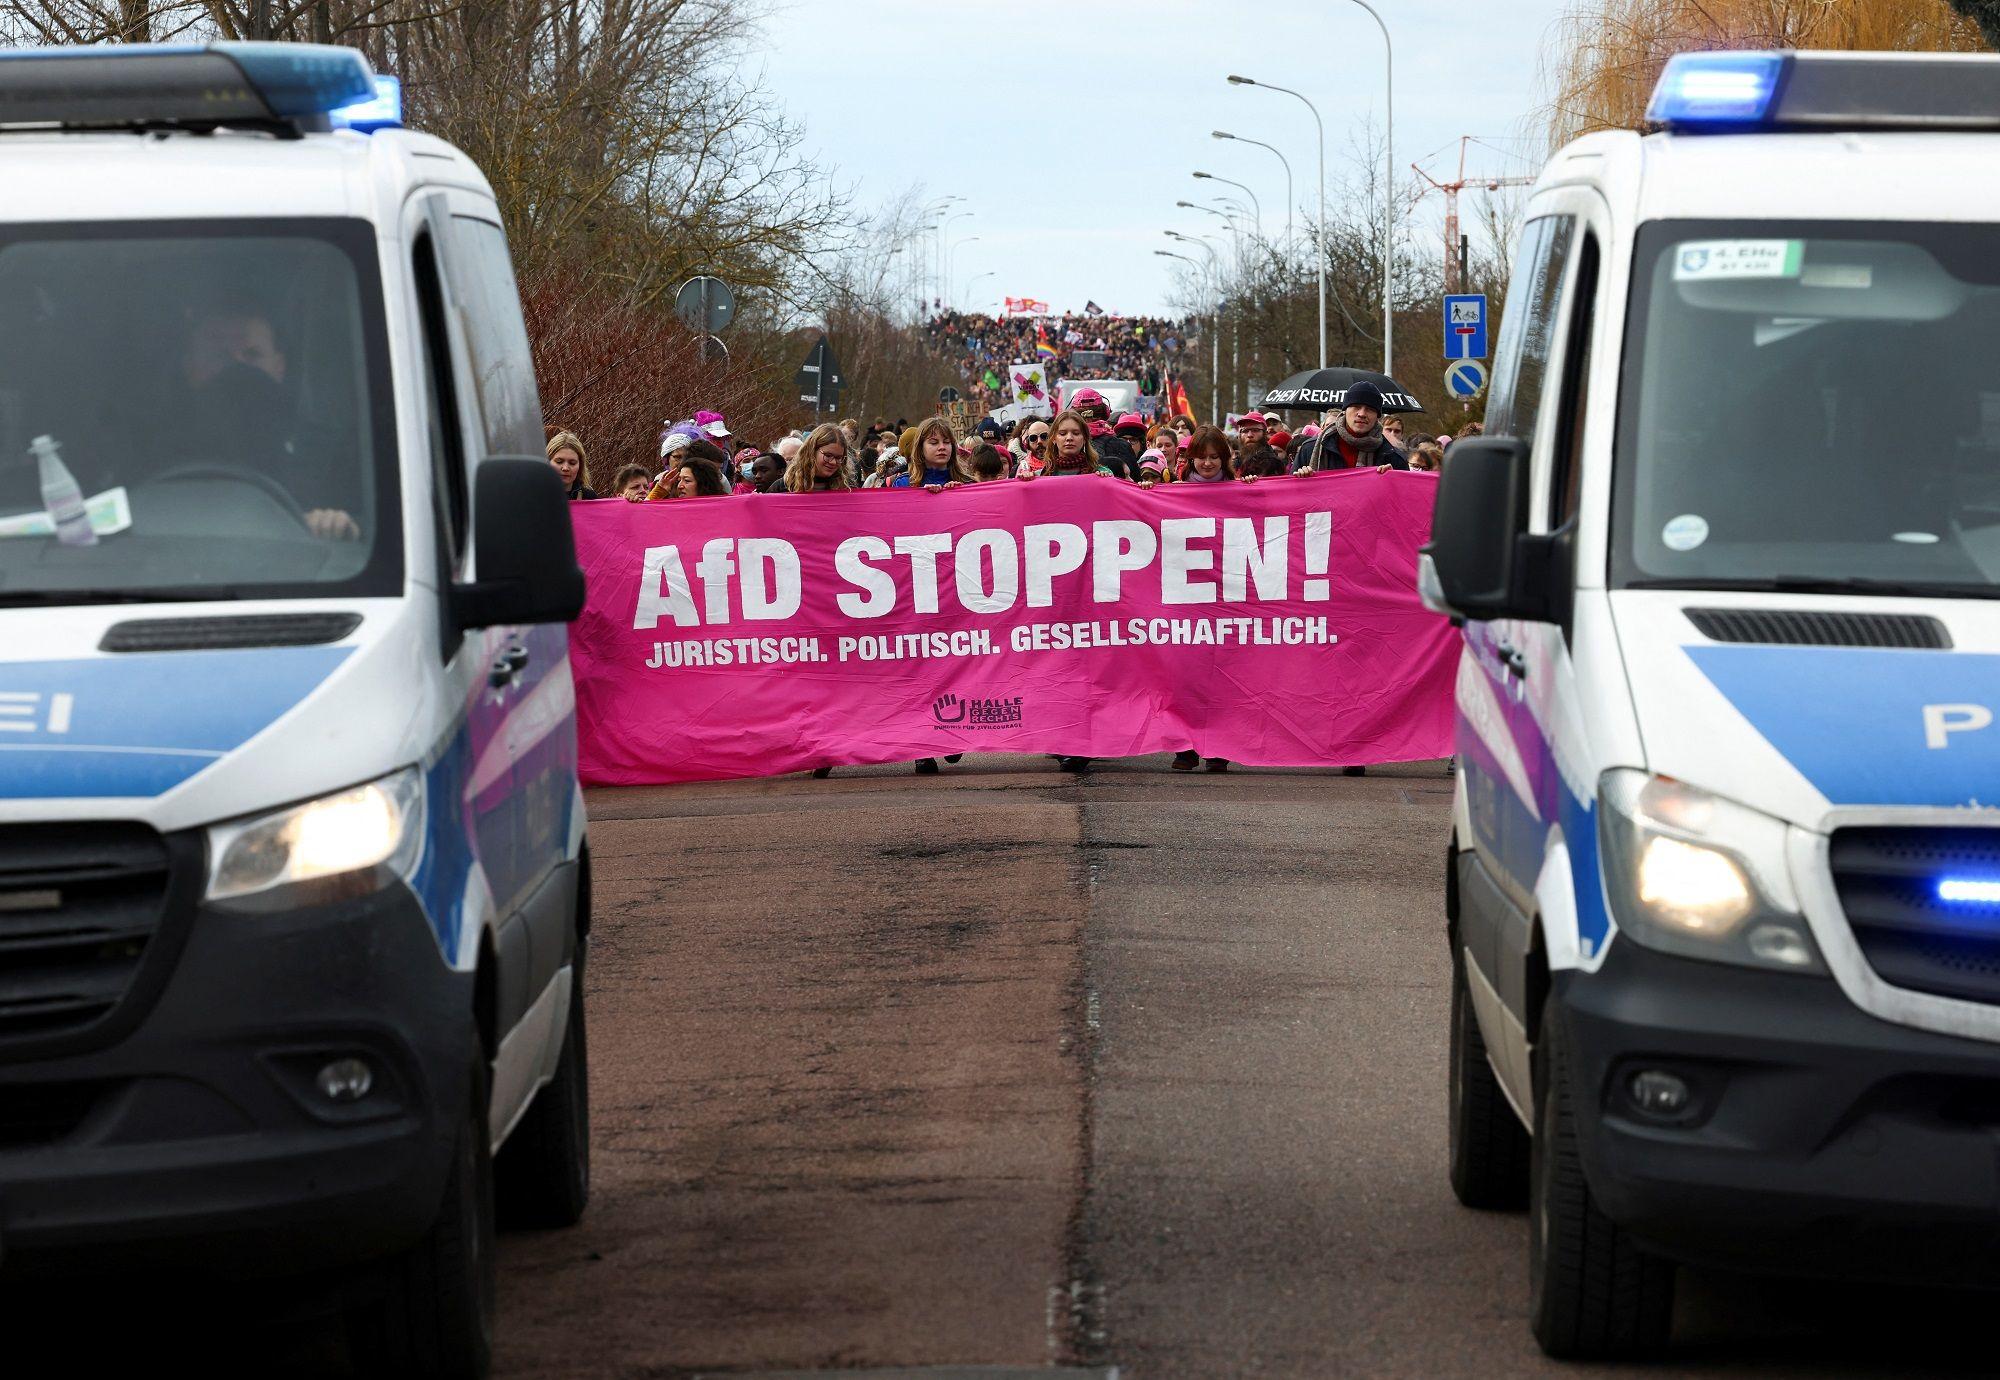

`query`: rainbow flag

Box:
[1035,326,1057,362]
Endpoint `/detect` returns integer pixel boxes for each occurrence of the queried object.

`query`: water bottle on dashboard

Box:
[30,434,96,547]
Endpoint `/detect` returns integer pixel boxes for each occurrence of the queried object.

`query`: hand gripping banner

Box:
[568,471,1457,785]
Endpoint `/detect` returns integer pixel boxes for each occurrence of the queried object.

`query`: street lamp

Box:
[1213,131,1293,249]
[962,268,996,304]
[939,210,973,309]
[1347,0,1395,376]
[920,195,964,309]
[947,237,981,301]
[1155,249,1218,421]
[1192,171,1261,239]
[1228,74,1325,368]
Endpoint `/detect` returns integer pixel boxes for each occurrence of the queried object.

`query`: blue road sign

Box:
[1443,294,1487,360]
[1445,358,1488,400]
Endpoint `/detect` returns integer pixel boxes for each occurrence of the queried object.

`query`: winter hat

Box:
[1301,424,1322,438]
[1139,449,1166,476]
[1071,387,1108,415]
[1176,434,1192,450]
[1114,412,1146,433]
[976,417,1002,439]
[1342,381,1387,413]
[898,426,918,459]
[694,408,730,439]
[660,425,699,458]
[1270,429,1293,449]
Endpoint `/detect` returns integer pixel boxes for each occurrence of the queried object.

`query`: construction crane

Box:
[1412,136,1537,295]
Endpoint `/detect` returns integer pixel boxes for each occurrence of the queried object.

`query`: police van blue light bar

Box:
[1938,878,2000,906]
[1647,49,2000,132]
[0,40,376,129]
[330,74,402,133]
[1647,52,1785,126]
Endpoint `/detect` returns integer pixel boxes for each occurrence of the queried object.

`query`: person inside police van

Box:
[783,422,854,493]
[171,300,370,537]
[1019,410,1112,479]
[1295,382,1409,473]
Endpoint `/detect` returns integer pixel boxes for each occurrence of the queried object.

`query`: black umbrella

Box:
[1257,367,1424,415]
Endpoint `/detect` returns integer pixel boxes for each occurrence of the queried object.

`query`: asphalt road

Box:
[11,753,1999,1376]
[496,754,2000,1379]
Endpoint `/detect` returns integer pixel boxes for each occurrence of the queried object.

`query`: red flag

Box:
[1168,377,1195,421]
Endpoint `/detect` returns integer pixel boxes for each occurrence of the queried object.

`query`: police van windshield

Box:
[1613,220,2000,597]
[0,220,399,605]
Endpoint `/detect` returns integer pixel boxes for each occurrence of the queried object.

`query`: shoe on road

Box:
[1172,750,1200,771]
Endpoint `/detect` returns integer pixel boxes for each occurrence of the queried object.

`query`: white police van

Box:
[1421,50,2000,1358]
[0,42,590,1378]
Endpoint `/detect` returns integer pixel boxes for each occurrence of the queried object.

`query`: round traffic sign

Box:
[1444,358,1488,400]
[674,276,736,334]
[697,334,729,365]
[939,386,961,404]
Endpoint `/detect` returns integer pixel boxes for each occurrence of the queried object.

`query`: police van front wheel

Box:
[1528,1000,1674,1359]
[1447,951,1529,1210]
[495,941,591,1228]
[346,1058,497,1380]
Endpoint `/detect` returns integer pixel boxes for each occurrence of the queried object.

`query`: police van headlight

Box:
[207,767,424,904]
[1598,769,1824,973]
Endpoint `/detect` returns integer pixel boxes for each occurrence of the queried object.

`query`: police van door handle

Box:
[1497,641,1528,679]
[489,642,529,687]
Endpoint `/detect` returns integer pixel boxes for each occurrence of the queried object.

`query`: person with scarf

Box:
[1294,382,1409,473]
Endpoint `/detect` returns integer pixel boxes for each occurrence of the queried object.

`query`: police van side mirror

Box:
[1417,436,1557,623]
[451,458,588,629]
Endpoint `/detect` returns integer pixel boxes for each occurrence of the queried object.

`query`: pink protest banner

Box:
[569,471,1456,785]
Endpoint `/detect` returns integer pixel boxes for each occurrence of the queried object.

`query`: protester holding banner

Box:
[1021,410,1112,480]
[889,417,969,490]
[1296,382,1409,473]
[784,422,854,493]
[1180,425,1237,484]
[548,430,596,499]
[611,464,652,501]
[1013,418,1050,476]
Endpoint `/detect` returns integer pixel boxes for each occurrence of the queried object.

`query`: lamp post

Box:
[939,210,973,309]
[919,195,962,311]
[1213,131,1293,250]
[1192,172,1261,239]
[1348,0,1395,376]
[1167,231,1224,417]
[962,268,995,305]
[1156,248,1217,421]
[1228,74,1325,369]
[946,236,980,302]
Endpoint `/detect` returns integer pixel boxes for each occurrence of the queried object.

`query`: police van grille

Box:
[0,823,174,1043]
[1685,608,1950,649]
[1830,827,2000,1005]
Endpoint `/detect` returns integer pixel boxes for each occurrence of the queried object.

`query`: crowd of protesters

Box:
[549,374,1480,777]
[922,309,1191,411]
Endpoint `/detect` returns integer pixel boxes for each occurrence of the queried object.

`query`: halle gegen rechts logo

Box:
[932,693,1023,729]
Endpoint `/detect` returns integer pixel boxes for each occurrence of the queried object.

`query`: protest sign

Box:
[568,473,1456,784]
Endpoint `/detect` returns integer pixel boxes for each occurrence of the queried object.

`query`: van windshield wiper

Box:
[0,586,242,607]
[1625,576,2000,599]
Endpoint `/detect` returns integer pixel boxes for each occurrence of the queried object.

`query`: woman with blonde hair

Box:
[784,422,855,494]
[547,430,595,499]
[889,416,972,490]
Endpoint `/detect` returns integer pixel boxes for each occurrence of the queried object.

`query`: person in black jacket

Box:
[1294,382,1409,472]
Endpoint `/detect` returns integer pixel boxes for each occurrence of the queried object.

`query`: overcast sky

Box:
[757,0,1573,318]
